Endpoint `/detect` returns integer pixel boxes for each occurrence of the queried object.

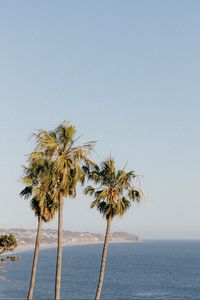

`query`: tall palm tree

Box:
[20,153,58,300]
[84,158,142,300]
[34,122,95,300]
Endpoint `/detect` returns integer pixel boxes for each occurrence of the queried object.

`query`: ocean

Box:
[1,241,200,300]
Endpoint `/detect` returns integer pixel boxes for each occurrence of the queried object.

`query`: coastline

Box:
[13,240,141,254]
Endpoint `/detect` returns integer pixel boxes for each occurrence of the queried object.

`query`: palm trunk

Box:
[27,215,42,300]
[55,197,63,300]
[95,216,112,300]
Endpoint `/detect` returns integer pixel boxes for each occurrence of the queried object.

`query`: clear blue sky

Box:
[0,1,200,239]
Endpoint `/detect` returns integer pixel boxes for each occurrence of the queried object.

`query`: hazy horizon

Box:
[1,1,200,239]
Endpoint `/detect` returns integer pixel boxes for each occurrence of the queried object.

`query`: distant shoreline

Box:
[13,240,141,254]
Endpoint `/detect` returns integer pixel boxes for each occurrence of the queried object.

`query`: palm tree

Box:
[20,153,58,300]
[34,122,95,300]
[84,158,142,300]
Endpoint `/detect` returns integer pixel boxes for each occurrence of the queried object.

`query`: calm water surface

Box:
[0,241,200,299]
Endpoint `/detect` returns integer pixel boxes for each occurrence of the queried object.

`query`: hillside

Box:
[0,228,142,247]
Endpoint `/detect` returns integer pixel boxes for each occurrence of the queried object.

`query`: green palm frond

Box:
[73,160,85,185]
[88,171,101,184]
[21,176,33,186]
[128,188,142,202]
[55,122,76,146]
[97,201,107,215]
[20,186,33,199]
[117,197,131,216]
[82,165,90,175]
[21,121,96,223]
[28,151,45,163]
[84,186,95,196]
[85,157,142,220]
[35,130,57,152]
[90,198,101,209]
[20,151,58,222]
[94,188,110,200]
[33,122,96,201]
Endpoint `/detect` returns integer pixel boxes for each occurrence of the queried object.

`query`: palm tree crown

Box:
[34,122,95,198]
[20,154,58,222]
[84,158,142,219]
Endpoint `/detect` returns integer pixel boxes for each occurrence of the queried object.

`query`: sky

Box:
[0,1,200,239]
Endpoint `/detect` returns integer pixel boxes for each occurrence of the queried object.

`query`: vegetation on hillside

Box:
[0,234,17,255]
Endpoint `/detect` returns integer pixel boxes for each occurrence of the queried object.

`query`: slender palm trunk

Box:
[55,197,63,300]
[95,216,112,300]
[27,215,42,300]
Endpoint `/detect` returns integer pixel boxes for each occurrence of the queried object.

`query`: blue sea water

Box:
[1,241,200,300]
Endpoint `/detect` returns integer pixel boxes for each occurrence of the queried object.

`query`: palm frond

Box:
[128,188,142,202]
[20,186,33,199]
[85,157,142,220]
[35,130,57,152]
[21,176,33,186]
[84,186,95,196]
